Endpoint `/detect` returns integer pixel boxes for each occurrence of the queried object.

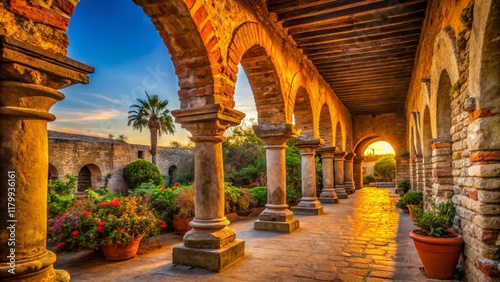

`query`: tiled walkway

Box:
[55,188,460,281]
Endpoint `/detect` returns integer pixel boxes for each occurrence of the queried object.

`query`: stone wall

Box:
[48,131,193,193]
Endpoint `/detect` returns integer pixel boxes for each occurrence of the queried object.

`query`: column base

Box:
[319,197,339,204]
[172,239,245,272]
[291,206,324,215]
[254,219,300,233]
[0,251,69,282]
[319,189,339,204]
[345,182,354,194]
[335,185,348,199]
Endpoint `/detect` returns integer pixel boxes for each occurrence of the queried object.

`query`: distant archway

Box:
[319,104,333,146]
[436,70,453,140]
[77,164,102,192]
[48,163,59,180]
[168,165,178,187]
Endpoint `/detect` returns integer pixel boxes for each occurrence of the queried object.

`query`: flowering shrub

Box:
[50,196,164,252]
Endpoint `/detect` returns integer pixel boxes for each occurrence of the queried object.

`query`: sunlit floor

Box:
[55,188,460,281]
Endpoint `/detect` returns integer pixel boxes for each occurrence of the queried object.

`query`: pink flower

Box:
[71,230,79,238]
[109,198,120,207]
[57,242,65,249]
[99,202,107,207]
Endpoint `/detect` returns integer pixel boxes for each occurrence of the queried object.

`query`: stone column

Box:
[415,154,425,192]
[0,36,93,281]
[171,104,245,271]
[291,138,324,215]
[253,124,300,233]
[410,158,417,191]
[344,152,356,194]
[423,156,433,193]
[334,151,348,199]
[431,140,454,200]
[317,146,339,203]
[353,155,365,190]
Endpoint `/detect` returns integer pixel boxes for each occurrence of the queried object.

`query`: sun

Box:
[364,141,395,155]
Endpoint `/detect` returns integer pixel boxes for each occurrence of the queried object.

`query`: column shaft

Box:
[344,152,356,194]
[353,155,365,190]
[318,147,339,204]
[334,151,348,199]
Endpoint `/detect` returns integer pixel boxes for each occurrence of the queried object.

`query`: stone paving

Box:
[55,188,460,281]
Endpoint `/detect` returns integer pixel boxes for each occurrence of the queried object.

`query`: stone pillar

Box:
[291,138,324,215]
[410,158,417,191]
[317,146,339,204]
[431,140,454,200]
[395,157,410,185]
[171,104,245,271]
[0,36,93,281]
[344,152,356,194]
[423,156,433,193]
[415,154,425,192]
[353,155,365,190]
[253,124,300,233]
[334,151,348,199]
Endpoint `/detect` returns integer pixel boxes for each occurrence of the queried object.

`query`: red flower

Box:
[174,182,180,187]
[118,228,125,233]
[109,198,120,207]
[71,230,79,238]
[161,187,166,192]
[98,221,106,227]
[57,242,65,249]
[99,202,107,207]
[82,210,92,216]
[160,220,167,229]
[171,187,176,191]
[96,226,103,232]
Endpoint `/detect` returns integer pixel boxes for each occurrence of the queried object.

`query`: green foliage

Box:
[48,174,78,218]
[398,179,411,195]
[123,160,163,189]
[373,156,396,181]
[398,151,410,158]
[413,199,456,237]
[363,173,377,184]
[250,186,267,207]
[127,91,175,137]
[286,185,302,204]
[396,191,423,209]
[174,186,195,219]
[236,188,256,211]
[173,154,195,185]
[224,183,243,213]
[285,140,302,192]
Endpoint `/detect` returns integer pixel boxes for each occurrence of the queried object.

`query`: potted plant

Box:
[51,196,164,261]
[402,191,423,220]
[173,187,195,235]
[409,199,463,279]
[236,188,256,217]
[396,197,410,213]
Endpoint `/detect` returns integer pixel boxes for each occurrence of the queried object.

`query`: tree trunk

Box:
[149,127,158,165]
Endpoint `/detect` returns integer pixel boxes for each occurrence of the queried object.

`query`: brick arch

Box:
[409,112,422,155]
[292,86,314,137]
[422,106,432,158]
[319,104,333,146]
[353,135,399,157]
[226,22,286,124]
[429,28,460,139]
[334,121,343,151]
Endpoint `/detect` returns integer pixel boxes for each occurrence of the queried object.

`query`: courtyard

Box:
[55,188,458,282]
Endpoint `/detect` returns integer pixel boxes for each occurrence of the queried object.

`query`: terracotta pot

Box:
[236,209,252,217]
[407,204,422,220]
[409,230,463,279]
[102,236,143,261]
[401,207,410,213]
[173,217,193,235]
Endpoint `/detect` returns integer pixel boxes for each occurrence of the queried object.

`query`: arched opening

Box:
[77,164,102,192]
[319,104,333,146]
[422,106,433,191]
[168,165,178,187]
[48,164,59,180]
[354,137,397,186]
[335,122,343,151]
[293,87,314,137]
[436,70,452,140]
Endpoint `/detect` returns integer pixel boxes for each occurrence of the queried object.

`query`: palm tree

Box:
[127,92,175,164]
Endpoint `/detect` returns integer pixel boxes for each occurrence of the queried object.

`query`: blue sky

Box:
[50,0,256,146]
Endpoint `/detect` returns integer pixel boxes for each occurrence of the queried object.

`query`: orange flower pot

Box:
[173,218,193,235]
[409,230,463,279]
[102,236,143,261]
[407,204,422,220]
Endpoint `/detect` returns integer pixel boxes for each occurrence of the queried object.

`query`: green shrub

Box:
[402,191,423,205]
[48,174,78,218]
[363,173,376,184]
[413,199,456,237]
[250,186,267,207]
[123,160,163,189]
[286,185,302,204]
[374,156,395,181]
[224,183,242,213]
[398,179,411,195]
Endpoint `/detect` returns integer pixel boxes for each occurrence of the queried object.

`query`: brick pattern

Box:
[431,141,454,199]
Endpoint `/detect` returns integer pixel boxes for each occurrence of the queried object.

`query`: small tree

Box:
[123,160,164,189]
[373,156,396,181]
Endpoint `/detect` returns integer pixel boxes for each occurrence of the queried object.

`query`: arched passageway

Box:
[168,165,177,187]
[77,164,102,192]
[48,163,59,180]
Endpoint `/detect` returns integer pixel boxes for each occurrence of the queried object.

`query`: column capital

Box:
[172,104,245,142]
[334,151,347,160]
[295,138,324,149]
[253,123,300,145]
[353,155,365,163]
[344,152,356,161]
[317,145,338,158]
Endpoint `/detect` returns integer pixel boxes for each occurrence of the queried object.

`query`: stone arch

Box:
[293,86,314,137]
[77,164,102,192]
[429,28,460,139]
[48,163,59,180]
[422,106,432,158]
[319,104,333,146]
[335,121,343,151]
[227,22,287,124]
[168,165,178,187]
[354,135,398,157]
